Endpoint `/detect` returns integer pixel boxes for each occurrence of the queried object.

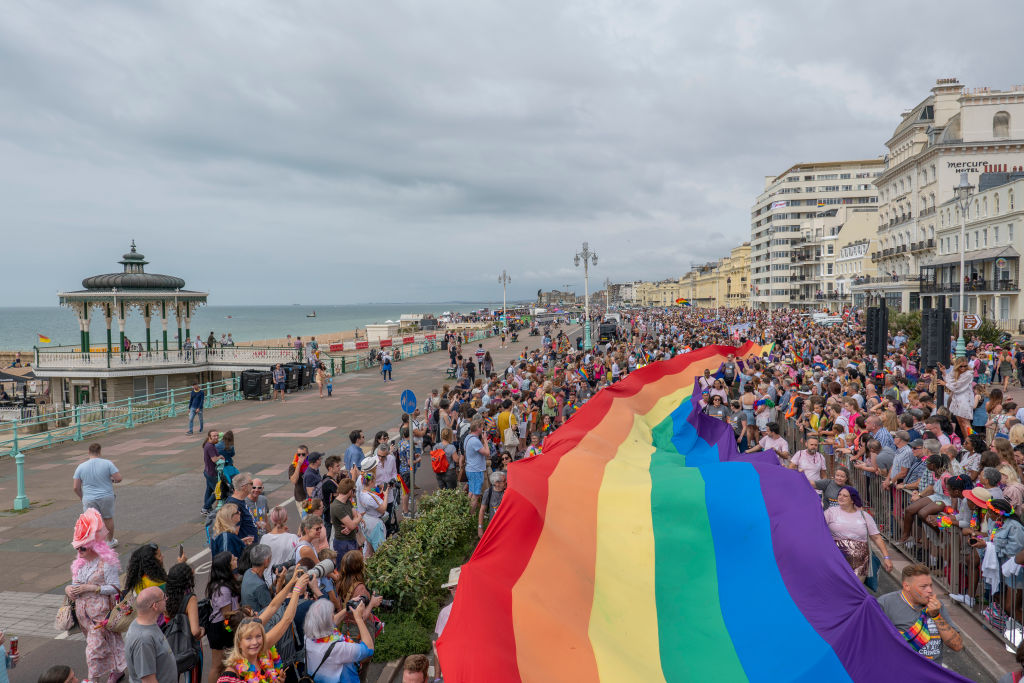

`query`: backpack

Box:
[196,597,212,632]
[430,447,450,474]
[310,475,332,507]
[162,593,199,673]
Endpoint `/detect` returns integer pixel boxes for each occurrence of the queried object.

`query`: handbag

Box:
[103,589,137,633]
[55,596,77,631]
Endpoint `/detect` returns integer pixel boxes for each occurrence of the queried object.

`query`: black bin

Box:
[242,369,272,400]
[284,364,300,392]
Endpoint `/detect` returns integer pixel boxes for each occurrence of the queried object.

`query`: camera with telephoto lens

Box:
[304,558,335,579]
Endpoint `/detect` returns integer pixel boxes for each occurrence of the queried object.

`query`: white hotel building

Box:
[750,160,882,310]
[857,78,1024,311]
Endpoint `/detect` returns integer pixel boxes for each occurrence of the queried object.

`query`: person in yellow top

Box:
[123,542,187,595]
[496,399,519,456]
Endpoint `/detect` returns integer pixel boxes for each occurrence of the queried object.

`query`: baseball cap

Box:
[909,438,925,448]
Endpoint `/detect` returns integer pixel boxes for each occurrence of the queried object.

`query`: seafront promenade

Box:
[3,325,552,679]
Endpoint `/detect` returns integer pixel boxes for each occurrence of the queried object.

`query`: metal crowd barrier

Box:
[775,413,1023,648]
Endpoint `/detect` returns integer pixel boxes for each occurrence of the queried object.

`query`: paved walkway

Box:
[2,327,565,679]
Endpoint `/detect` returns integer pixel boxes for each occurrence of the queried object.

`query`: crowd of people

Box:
[41,304,1024,682]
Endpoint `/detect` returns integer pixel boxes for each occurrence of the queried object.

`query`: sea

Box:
[0,302,508,351]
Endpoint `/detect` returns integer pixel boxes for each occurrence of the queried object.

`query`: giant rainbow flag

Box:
[437,341,967,682]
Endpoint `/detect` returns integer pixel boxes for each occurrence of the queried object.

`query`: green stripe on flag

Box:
[650,417,747,682]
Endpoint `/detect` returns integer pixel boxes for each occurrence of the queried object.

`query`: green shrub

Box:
[366,489,477,660]
[976,318,1007,345]
[372,611,434,663]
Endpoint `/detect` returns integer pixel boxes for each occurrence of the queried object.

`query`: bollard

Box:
[169,388,177,417]
[126,397,134,429]
[330,358,335,376]
[73,405,83,442]
[341,357,346,373]
[12,423,28,511]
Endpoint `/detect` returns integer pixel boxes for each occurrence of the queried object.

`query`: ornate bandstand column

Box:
[143,303,152,352]
[104,304,113,363]
[117,301,127,354]
[161,300,169,358]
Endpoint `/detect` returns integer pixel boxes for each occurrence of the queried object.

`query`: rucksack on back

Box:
[162,599,199,673]
[430,448,450,474]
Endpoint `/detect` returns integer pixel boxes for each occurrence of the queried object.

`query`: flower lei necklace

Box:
[990,517,1006,542]
[232,647,284,682]
[312,629,354,645]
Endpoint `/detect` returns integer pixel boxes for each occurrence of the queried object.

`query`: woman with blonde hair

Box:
[260,505,300,568]
[881,409,899,433]
[221,573,311,679]
[1010,423,1024,448]
[994,438,1022,485]
[937,357,976,442]
[210,504,245,560]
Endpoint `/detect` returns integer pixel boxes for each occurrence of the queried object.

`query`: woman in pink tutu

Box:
[65,507,126,683]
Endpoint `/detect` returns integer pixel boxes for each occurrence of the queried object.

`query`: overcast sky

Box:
[1,1,1021,306]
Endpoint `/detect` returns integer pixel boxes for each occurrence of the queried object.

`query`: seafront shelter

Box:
[34,243,295,405]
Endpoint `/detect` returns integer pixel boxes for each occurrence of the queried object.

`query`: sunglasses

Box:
[252,487,264,491]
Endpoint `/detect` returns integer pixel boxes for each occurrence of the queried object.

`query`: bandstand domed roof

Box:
[81,241,187,291]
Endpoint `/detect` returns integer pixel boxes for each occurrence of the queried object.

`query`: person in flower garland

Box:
[66,507,126,683]
[217,572,310,682]
[301,598,376,683]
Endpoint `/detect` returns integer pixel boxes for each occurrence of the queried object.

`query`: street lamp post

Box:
[954,171,974,358]
[498,270,511,347]
[574,242,598,350]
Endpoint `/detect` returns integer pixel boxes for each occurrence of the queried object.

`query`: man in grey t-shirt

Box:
[72,443,122,547]
[877,564,962,665]
[125,587,178,683]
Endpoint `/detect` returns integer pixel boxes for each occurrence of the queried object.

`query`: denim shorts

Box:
[467,471,484,495]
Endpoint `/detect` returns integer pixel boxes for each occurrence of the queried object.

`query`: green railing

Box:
[0,378,242,459]
[2,329,496,509]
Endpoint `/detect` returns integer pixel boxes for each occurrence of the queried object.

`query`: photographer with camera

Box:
[302,595,375,683]
[336,550,385,643]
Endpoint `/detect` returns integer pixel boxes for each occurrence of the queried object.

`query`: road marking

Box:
[262,426,337,438]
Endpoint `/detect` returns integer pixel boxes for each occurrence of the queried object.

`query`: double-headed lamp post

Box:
[574,242,598,350]
[954,171,974,358]
[498,270,511,338]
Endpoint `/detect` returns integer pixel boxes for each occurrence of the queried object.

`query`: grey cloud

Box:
[1,1,1023,305]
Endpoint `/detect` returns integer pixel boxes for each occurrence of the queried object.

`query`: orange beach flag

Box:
[38,334,51,344]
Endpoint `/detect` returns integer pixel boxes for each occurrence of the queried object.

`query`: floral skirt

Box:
[834,539,871,579]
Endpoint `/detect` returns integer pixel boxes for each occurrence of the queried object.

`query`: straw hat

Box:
[441,566,462,589]
[359,455,380,473]
[963,487,995,509]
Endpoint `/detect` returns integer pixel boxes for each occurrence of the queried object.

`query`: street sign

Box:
[962,313,982,331]
[400,389,417,414]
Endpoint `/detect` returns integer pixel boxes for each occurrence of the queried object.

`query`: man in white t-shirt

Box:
[72,443,122,547]
[789,437,826,484]
[746,422,790,462]
[434,566,460,681]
